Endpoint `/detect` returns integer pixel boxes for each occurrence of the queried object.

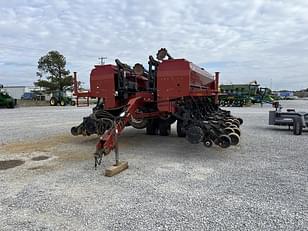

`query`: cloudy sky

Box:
[0,0,307,90]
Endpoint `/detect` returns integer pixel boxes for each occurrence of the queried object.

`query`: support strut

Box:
[95,97,144,176]
[105,123,128,176]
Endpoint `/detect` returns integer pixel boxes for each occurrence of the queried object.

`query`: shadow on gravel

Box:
[31,155,50,161]
[266,126,308,134]
[251,125,308,135]
[0,159,25,170]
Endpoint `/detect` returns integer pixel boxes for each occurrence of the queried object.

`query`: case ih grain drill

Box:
[72,49,243,176]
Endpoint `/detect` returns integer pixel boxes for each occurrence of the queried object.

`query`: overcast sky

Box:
[0,0,307,90]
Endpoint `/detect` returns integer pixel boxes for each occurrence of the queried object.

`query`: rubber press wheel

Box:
[236,118,244,125]
[230,124,239,129]
[232,127,241,137]
[232,119,241,127]
[203,139,213,148]
[229,133,240,145]
[223,127,234,135]
[217,135,231,148]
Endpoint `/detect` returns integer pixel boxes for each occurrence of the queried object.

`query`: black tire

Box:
[224,127,234,135]
[217,135,231,148]
[50,97,57,106]
[237,118,244,125]
[232,127,241,137]
[71,127,79,136]
[176,120,186,137]
[186,125,204,144]
[293,118,303,135]
[146,119,159,135]
[159,121,171,136]
[224,121,232,127]
[71,101,76,106]
[232,119,241,127]
[130,117,148,129]
[7,102,15,108]
[60,99,66,106]
[230,124,239,129]
[229,133,240,145]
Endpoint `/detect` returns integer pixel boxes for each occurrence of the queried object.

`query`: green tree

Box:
[35,50,72,93]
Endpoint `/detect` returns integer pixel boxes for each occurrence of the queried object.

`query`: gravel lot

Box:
[0,101,307,230]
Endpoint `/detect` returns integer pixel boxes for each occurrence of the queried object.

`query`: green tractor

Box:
[49,91,75,106]
[0,85,16,108]
[251,87,274,104]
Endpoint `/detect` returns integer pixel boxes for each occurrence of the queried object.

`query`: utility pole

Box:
[98,57,107,65]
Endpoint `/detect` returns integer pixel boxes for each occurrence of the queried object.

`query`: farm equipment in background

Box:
[71,48,243,176]
[252,87,273,104]
[219,81,273,107]
[49,90,75,106]
[269,101,308,135]
[0,84,16,108]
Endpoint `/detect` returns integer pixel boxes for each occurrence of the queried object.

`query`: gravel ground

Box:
[0,101,307,230]
[0,106,92,144]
